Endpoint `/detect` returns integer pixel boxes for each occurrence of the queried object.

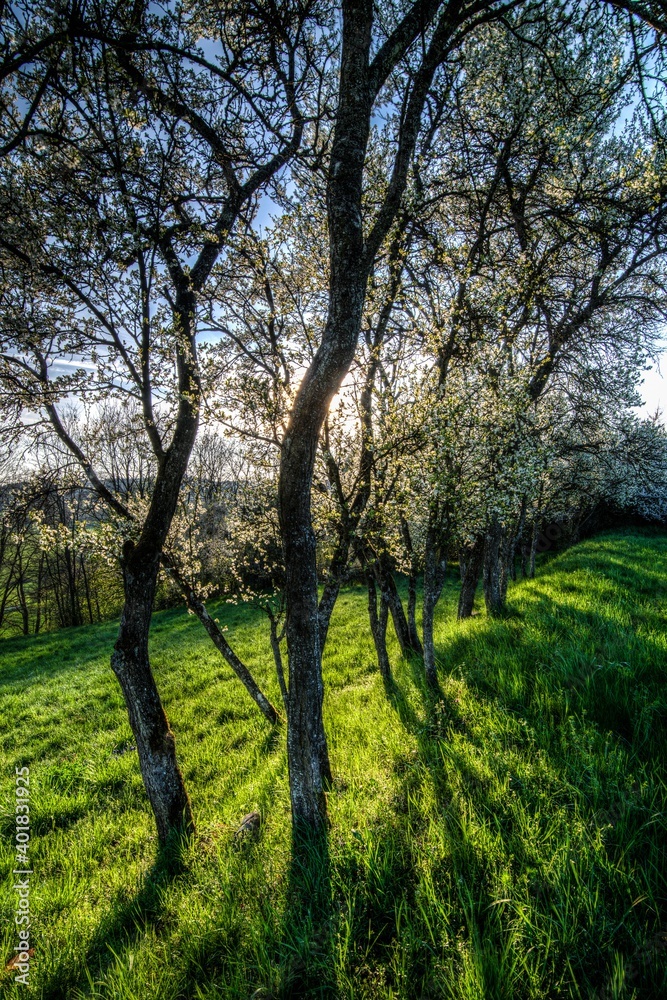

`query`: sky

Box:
[637,351,666,417]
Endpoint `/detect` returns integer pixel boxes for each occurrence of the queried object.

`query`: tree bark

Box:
[367,572,391,682]
[80,553,94,624]
[520,534,529,579]
[483,518,505,616]
[377,553,422,657]
[278,1,374,830]
[35,552,44,635]
[529,520,539,578]
[458,536,484,619]
[498,527,513,606]
[109,285,201,844]
[509,498,527,584]
[422,522,447,686]
[400,517,421,651]
[269,613,289,713]
[111,553,193,844]
[17,550,30,636]
[483,519,515,615]
[278,0,458,829]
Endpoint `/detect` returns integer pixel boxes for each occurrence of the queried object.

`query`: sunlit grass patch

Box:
[0,528,665,998]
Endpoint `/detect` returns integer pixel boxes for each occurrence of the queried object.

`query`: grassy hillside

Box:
[0,529,666,999]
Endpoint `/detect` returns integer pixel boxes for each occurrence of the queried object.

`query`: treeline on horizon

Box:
[0,445,664,640]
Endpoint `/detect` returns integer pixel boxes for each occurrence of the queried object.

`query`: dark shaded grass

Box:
[0,528,665,998]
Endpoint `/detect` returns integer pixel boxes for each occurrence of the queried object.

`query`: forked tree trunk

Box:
[277,0,377,829]
[367,572,391,682]
[458,536,484,619]
[422,524,447,686]
[377,554,422,657]
[111,553,193,843]
[279,0,457,829]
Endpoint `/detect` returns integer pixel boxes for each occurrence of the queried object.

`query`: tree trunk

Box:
[48,552,66,628]
[510,498,527,583]
[278,0,375,830]
[529,520,539,578]
[422,523,447,686]
[280,476,334,828]
[407,574,418,647]
[269,613,289,712]
[498,527,513,606]
[520,534,528,579]
[367,572,391,682]
[0,543,20,630]
[458,537,484,619]
[400,517,420,651]
[278,0,455,828]
[109,285,201,844]
[377,553,422,657]
[16,550,30,636]
[80,553,94,624]
[35,552,44,635]
[64,544,82,627]
[318,577,342,652]
[111,553,193,844]
[483,518,505,616]
[164,558,281,726]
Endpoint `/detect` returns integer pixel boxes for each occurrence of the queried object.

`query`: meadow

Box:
[0,529,666,999]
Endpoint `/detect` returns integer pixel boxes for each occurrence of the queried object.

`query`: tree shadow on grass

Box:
[384,656,466,829]
[382,668,522,999]
[277,825,335,999]
[388,649,467,746]
[433,586,667,767]
[39,830,190,1000]
[378,540,667,998]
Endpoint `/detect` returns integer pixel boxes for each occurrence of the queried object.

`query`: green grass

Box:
[0,528,666,999]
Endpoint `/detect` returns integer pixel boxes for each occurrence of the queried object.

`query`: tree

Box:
[277,0,527,828]
[0,0,320,841]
